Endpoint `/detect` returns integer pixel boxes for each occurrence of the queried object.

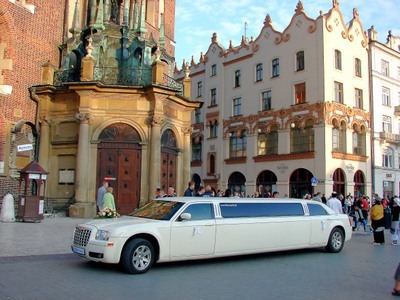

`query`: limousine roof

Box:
[154,197,318,204]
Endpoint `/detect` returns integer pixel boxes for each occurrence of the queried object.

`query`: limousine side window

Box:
[180,204,214,220]
[307,203,328,216]
[219,203,304,218]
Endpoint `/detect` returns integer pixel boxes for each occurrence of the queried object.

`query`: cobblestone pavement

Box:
[0,215,87,257]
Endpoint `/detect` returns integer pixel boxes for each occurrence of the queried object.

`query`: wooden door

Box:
[97,146,141,215]
[161,152,177,191]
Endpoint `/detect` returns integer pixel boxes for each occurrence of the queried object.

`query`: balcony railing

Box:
[395,105,400,116]
[53,67,152,87]
[380,131,400,144]
[163,74,183,95]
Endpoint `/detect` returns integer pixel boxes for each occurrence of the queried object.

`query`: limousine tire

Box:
[325,227,345,253]
[121,238,155,274]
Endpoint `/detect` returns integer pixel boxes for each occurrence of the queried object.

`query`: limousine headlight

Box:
[95,230,111,241]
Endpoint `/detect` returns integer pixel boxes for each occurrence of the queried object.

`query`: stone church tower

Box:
[32,0,201,217]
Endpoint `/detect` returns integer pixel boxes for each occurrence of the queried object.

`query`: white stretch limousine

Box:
[71,197,352,274]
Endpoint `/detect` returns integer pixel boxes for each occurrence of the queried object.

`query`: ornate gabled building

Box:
[368,27,400,197]
[175,0,372,198]
[30,0,201,218]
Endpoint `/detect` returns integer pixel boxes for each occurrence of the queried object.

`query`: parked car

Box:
[71,197,352,274]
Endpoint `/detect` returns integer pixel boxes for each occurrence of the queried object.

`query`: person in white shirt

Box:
[327,191,343,214]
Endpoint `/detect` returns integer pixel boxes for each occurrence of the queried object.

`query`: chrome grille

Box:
[73,227,92,247]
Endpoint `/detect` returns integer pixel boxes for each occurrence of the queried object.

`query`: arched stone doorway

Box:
[97,123,142,214]
[354,170,365,197]
[256,170,278,197]
[161,129,178,191]
[290,168,313,198]
[228,172,246,197]
[333,168,346,196]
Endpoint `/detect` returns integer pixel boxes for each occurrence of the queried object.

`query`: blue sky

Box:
[174,0,400,66]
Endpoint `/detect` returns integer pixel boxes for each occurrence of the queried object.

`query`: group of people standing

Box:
[96,180,116,213]
[323,191,400,246]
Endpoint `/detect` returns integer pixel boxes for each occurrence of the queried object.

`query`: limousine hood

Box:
[82,216,160,231]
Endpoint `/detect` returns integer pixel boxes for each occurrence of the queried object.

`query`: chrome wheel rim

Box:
[331,231,343,250]
[132,245,152,271]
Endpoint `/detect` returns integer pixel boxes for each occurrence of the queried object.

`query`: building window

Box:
[258,125,278,155]
[382,87,391,106]
[261,91,272,111]
[382,147,393,168]
[234,70,241,87]
[197,81,202,97]
[233,97,241,116]
[210,88,217,106]
[295,82,306,104]
[355,58,362,77]
[334,81,343,103]
[209,121,218,138]
[192,137,202,162]
[208,154,216,174]
[353,125,366,155]
[229,130,247,158]
[334,50,342,70]
[355,88,363,109]
[272,58,279,77]
[211,64,217,76]
[255,63,263,82]
[194,108,201,124]
[381,60,389,76]
[296,51,304,71]
[382,115,392,132]
[333,120,346,153]
[290,120,314,153]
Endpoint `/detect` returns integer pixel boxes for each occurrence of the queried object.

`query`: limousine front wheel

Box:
[325,228,344,253]
[121,238,155,274]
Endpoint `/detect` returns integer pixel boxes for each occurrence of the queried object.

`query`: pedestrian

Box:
[391,197,400,246]
[327,191,343,214]
[370,197,385,245]
[257,185,265,198]
[223,189,231,197]
[392,262,400,296]
[96,180,109,212]
[272,191,279,198]
[183,181,195,197]
[203,185,214,197]
[102,187,116,210]
[361,196,370,220]
[196,186,205,197]
[321,194,327,204]
[166,186,176,197]
[155,187,162,198]
[312,192,322,202]
[344,193,352,214]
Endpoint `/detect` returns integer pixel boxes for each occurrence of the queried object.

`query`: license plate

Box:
[71,245,85,255]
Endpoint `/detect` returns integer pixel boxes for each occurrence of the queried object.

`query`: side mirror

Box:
[179,213,192,221]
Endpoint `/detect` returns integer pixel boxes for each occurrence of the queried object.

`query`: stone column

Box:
[182,126,192,194]
[69,112,94,218]
[148,116,163,199]
[38,117,50,170]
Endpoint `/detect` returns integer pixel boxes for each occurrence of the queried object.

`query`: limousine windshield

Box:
[130,200,183,220]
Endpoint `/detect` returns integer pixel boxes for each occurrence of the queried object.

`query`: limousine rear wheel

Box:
[121,238,155,274]
[325,228,344,253]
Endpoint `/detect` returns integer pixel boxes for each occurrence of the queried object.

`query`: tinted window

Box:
[180,204,214,220]
[220,203,304,218]
[308,203,328,216]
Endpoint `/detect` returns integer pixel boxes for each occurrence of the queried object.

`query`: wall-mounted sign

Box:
[17,144,33,152]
